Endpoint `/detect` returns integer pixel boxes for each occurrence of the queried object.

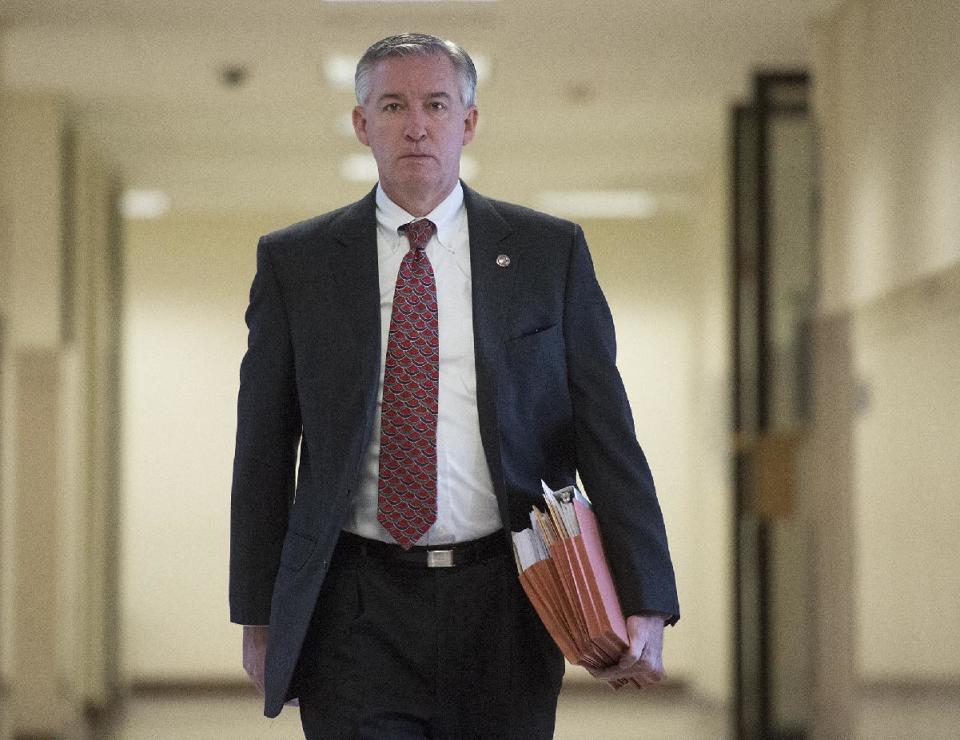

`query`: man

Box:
[230,33,679,739]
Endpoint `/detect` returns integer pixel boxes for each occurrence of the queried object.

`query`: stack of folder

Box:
[512,482,639,689]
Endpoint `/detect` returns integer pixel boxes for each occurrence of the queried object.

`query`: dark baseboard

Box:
[128,675,691,701]
[129,678,257,698]
[559,675,690,698]
[861,678,960,700]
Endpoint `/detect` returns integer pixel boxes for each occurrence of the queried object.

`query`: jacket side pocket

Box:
[279,530,317,571]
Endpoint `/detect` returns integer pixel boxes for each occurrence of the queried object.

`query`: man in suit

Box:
[230,33,679,739]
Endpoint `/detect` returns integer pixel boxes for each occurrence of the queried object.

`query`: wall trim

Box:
[128,679,254,698]
[126,676,696,700]
[816,258,960,322]
[861,678,960,700]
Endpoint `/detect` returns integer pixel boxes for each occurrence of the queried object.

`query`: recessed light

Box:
[324,55,359,91]
[324,50,490,96]
[122,189,171,219]
[339,153,478,182]
[340,153,379,182]
[460,155,478,180]
[338,112,357,137]
[471,53,491,84]
[219,64,250,89]
[534,190,657,220]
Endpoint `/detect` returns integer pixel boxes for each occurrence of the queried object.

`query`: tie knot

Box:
[400,219,436,252]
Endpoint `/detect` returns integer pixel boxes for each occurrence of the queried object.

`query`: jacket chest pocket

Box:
[501,324,568,407]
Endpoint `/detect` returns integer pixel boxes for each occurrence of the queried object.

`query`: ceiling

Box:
[0,1,831,217]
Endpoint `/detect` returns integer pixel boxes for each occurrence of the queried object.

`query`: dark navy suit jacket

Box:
[229,183,679,717]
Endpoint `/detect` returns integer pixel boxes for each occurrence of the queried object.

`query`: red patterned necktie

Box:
[377,218,439,549]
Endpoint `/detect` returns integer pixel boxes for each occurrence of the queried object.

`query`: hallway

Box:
[3,2,959,738]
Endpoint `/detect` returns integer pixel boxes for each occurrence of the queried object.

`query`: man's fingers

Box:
[586,613,668,686]
[591,658,664,682]
[589,638,666,683]
[618,638,645,669]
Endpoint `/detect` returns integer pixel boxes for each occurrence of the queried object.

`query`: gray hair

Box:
[355,33,478,107]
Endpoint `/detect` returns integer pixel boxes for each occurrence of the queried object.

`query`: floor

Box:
[105,685,728,740]
[28,681,960,739]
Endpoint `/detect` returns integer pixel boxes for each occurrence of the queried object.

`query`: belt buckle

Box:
[426,549,455,568]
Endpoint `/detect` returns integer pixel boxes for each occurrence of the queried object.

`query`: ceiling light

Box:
[471,53,491,84]
[324,55,359,91]
[338,112,356,137]
[534,190,658,220]
[340,153,380,182]
[340,153,478,182]
[324,50,490,96]
[460,155,478,180]
[122,189,171,219]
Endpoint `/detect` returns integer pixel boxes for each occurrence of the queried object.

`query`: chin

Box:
[400,173,443,190]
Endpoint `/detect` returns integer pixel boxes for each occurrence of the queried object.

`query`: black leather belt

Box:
[338,530,507,568]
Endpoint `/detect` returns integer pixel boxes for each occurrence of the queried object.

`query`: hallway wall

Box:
[815,0,960,314]
[0,91,121,737]
[813,0,960,685]
[121,212,288,682]
[851,265,960,680]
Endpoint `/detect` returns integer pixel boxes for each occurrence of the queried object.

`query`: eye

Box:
[429,101,447,111]
[383,102,403,113]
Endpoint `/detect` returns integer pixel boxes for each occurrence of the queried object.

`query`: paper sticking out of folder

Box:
[512,481,639,689]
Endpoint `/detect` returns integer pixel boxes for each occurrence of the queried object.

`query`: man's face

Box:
[353,54,478,210]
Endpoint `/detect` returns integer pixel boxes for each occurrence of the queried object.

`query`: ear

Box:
[352,105,370,146]
[462,106,479,146]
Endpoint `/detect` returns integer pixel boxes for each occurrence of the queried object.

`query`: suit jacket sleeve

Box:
[229,235,301,625]
[563,225,680,624]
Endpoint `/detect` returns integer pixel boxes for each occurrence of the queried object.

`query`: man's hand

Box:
[242,624,269,694]
[588,613,667,687]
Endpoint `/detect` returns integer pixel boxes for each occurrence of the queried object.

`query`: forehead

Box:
[367,54,460,98]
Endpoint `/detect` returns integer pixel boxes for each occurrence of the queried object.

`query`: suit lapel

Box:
[325,183,514,367]
[327,187,382,387]
[463,184,516,521]
[464,184,516,349]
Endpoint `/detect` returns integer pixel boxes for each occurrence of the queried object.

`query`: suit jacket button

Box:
[496,254,511,267]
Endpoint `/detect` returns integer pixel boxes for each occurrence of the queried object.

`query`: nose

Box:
[403,108,427,142]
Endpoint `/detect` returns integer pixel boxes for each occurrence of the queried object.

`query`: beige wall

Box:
[120,198,734,702]
[815,0,960,316]
[0,92,68,732]
[814,0,960,684]
[851,266,960,680]
[121,212,287,681]
[0,91,120,736]
[687,154,734,704]
[0,94,63,348]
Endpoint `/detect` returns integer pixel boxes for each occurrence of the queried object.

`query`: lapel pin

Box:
[496,254,511,268]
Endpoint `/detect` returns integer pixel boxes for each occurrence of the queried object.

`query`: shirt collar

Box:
[375,182,465,254]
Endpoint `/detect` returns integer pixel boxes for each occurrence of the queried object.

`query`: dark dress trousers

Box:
[229,183,680,719]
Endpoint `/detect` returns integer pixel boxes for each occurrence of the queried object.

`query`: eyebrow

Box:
[375,91,454,105]
[376,93,404,105]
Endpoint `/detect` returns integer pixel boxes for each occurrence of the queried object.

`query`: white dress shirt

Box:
[341,183,501,545]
